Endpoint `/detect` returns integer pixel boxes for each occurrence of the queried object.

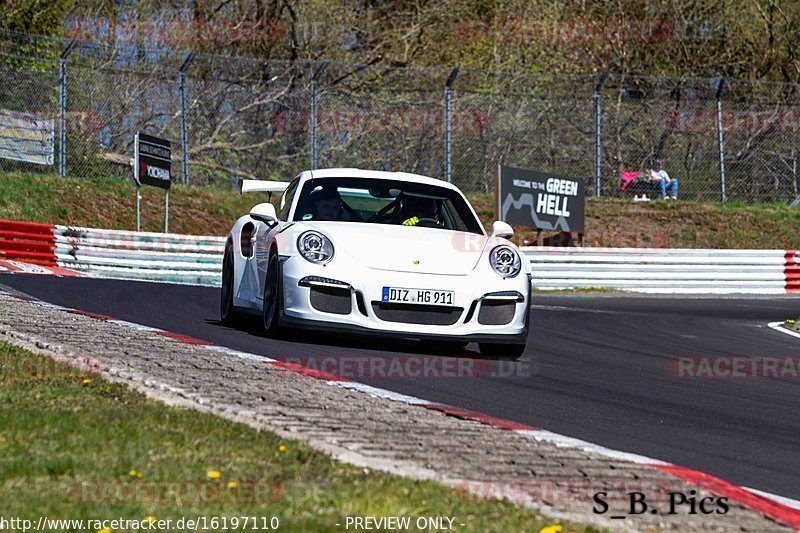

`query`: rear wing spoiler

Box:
[237,179,291,194]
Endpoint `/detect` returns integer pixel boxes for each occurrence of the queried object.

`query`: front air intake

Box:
[309,286,352,315]
[477,300,516,325]
[371,302,463,326]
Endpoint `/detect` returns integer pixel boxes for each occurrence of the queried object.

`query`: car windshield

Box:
[292,178,484,234]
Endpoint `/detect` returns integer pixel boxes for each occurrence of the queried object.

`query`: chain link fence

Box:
[0,32,59,176]
[1,29,800,204]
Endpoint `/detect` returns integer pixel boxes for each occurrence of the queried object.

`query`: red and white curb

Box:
[3,289,800,530]
[0,259,82,277]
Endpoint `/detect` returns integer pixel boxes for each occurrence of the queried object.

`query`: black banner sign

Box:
[496,165,585,233]
[136,133,171,190]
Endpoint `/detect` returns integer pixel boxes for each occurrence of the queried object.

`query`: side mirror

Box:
[249,203,277,225]
[491,221,514,239]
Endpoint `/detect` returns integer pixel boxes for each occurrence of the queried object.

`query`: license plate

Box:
[382,286,455,306]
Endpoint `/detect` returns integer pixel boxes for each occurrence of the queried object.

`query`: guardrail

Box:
[1,220,798,293]
[523,246,799,294]
[0,220,224,286]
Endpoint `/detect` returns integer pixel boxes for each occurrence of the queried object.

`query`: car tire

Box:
[262,254,283,337]
[478,342,526,360]
[220,249,238,326]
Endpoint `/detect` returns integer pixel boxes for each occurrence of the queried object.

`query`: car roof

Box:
[303,168,460,191]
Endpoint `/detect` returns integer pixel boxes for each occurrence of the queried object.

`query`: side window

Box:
[278,178,299,221]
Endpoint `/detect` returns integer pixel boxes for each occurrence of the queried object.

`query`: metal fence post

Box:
[310,62,329,170]
[179,52,195,185]
[310,77,318,170]
[715,77,726,203]
[444,67,459,183]
[594,73,608,198]
[58,58,66,176]
[58,40,77,177]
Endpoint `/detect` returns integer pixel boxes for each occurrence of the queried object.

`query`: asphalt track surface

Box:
[2,274,800,501]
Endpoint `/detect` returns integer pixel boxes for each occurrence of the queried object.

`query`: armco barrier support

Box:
[1,220,798,293]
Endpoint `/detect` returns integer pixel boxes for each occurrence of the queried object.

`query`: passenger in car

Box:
[310,187,345,220]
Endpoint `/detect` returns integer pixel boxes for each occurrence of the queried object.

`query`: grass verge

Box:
[0,341,597,532]
[3,171,799,249]
[0,172,254,236]
[466,194,800,249]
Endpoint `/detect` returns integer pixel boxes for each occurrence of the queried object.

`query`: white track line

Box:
[201,344,277,363]
[107,319,162,333]
[768,321,800,340]
[744,487,800,511]
[328,381,430,405]
[514,429,669,466]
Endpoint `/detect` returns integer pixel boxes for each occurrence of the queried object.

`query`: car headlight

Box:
[297,231,334,264]
[489,245,521,278]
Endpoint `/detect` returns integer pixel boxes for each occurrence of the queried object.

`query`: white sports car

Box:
[220,168,531,358]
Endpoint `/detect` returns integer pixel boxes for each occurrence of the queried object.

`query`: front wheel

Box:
[478,342,526,360]
[262,254,283,337]
[220,250,238,326]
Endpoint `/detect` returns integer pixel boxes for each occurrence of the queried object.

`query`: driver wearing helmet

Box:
[398,194,439,226]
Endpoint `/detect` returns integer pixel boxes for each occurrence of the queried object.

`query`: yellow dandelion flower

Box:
[129,470,142,478]
[227,481,239,489]
[539,526,563,533]
[82,379,91,385]
[145,516,156,523]
[98,529,112,533]
[278,444,286,452]
[207,470,221,479]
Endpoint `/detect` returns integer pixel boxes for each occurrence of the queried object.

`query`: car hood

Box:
[303,222,488,275]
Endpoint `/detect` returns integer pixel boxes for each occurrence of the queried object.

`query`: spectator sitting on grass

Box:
[649,159,678,200]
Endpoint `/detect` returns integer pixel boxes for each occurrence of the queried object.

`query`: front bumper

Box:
[279,255,531,344]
